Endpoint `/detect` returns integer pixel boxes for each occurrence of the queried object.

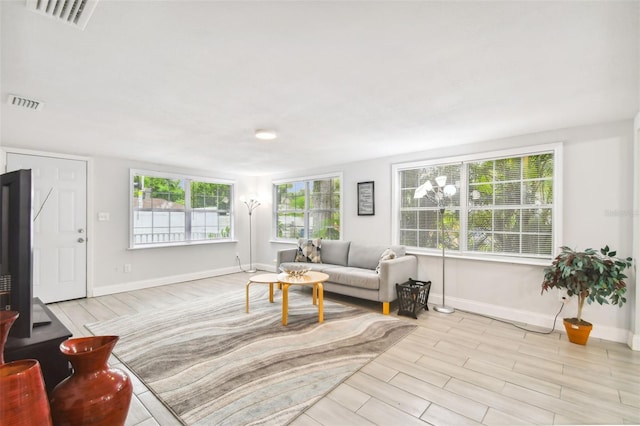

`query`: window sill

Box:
[406,249,551,267]
[129,239,238,250]
[270,239,298,245]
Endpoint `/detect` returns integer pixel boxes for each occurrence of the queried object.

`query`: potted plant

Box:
[541,245,633,345]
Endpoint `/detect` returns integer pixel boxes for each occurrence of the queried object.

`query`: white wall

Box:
[260,120,636,344]
[632,5,640,349]
[15,120,634,345]
[633,114,640,349]
[90,156,253,295]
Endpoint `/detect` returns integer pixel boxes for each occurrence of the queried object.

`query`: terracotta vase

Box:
[0,311,19,364]
[0,359,53,425]
[49,335,133,426]
[563,318,593,345]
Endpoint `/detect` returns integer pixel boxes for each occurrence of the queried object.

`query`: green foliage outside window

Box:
[191,182,231,210]
[398,151,554,258]
[275,177,341,240]
[132,172,233,246]
[133,176,185,206]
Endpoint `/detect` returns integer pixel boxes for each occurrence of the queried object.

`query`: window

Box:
[130,170,233,248]
[274,174,341,240]
[399,163,462,250]
[393,145,560,261]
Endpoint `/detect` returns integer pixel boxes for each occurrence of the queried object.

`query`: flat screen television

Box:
[0,169,33,338]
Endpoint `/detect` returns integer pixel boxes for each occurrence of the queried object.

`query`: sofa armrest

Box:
[378,255,417,302]
[276,248,298,268]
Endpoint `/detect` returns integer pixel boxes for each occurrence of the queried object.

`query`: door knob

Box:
[77,237,85,243]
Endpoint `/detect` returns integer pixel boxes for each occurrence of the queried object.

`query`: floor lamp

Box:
[242,196,260,273]
[414,176,457,314]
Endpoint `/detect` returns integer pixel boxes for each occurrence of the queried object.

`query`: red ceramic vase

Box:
[0,311,19,364]
[0,359,53,425]
[49,335,133,426]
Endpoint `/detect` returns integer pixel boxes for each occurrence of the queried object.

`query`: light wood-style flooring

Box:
[48,272,640,425]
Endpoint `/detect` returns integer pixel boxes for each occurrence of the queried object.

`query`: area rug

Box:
[86,287,416,425]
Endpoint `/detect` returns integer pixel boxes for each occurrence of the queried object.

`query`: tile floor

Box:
[47,272,640,425]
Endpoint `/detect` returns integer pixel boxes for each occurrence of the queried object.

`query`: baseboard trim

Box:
[92,266,243,297]
[627,332,640,350]
[432,293,631,346]
[92,272,635,348]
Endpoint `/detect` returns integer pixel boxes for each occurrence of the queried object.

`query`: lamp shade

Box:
[435,176,447,187]
[443,184,457,197]
[241,194,260,203]
[413,181,432,199]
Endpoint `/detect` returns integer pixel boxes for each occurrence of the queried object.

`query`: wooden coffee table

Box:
[245,273,280,313]
[277,271,329,326]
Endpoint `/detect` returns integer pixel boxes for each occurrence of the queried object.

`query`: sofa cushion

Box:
[295,238,322,263]
[375,248,396,274]
[347,243,389,270]
[320,240,350,266]
[324,267,380,291]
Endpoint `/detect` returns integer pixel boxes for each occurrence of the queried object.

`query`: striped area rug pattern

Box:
[86,286,416,425]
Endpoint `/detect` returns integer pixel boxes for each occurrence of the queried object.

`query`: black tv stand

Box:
[32,302,52,326]
[4,297,72,394]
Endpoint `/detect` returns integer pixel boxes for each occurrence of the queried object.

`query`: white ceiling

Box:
[1,1,638,176]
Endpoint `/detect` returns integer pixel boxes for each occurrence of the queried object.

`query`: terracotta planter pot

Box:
[563,318,593,345]
[50,335,133,426]
[0,359,53,425]
[0,311,19,364]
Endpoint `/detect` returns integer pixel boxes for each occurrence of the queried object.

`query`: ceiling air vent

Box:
[26,0,100,31]
[8,95,45,111]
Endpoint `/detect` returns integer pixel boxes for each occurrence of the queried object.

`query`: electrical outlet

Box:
[124,263,132,273]
[557,288,568,303]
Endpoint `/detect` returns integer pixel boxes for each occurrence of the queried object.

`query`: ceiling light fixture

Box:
[255,129,277,141]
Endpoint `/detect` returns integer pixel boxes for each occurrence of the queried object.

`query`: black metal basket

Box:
[395,278,431,319]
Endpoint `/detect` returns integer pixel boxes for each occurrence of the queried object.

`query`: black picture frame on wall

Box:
[357,181,375,216]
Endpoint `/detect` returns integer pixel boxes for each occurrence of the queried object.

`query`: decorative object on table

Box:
[0,310,19,364]
[241,195,260,273]
[541,245,633,345]
[279,264,311,278]
[357,181,375,216]
[49,335,133,426]
[413,175,457,314]
[396,279,431,319]
[86,289,416,425]
[0,359,53,425]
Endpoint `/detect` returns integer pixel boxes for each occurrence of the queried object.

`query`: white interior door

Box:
[6,153,87,303]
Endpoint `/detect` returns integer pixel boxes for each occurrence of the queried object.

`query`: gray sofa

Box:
[276,240,417,314]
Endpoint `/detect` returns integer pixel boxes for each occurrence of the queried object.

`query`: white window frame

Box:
[129,169,235,249]
[272,172,343,242]
[391,143,563,265]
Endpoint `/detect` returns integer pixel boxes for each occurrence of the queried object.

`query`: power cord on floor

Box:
[456,302,565,335]
[235,256,250,273]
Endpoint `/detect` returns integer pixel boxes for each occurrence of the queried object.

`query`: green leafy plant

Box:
[541,246,633,325]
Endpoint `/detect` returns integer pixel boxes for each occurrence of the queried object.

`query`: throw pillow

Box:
[375,248,396,274]
[295,238,322,263]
